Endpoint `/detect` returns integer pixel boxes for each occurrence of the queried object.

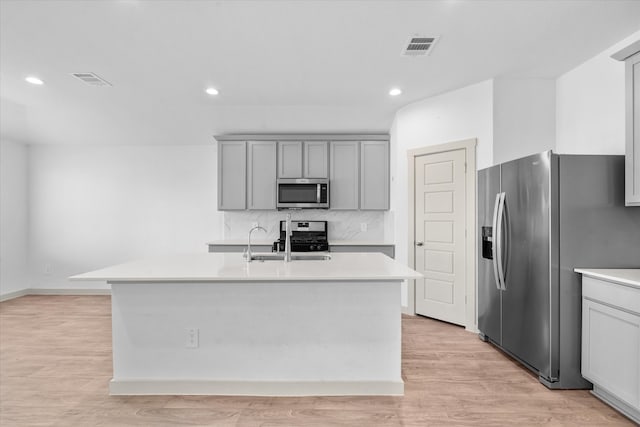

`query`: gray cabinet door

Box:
[278,141,303,178]
[330,141,359,210]
[248,141,277,210]
[360,141,389,210]
[218,141,246,210]
[303,141,328,178]
[626,52,640,206]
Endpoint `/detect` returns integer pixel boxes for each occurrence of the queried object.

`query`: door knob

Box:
[416,242,424,246]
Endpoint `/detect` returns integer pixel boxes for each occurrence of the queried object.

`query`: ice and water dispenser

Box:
[481,226,493,260]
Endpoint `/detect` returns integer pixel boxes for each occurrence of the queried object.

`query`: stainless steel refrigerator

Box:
[478,151,640,389]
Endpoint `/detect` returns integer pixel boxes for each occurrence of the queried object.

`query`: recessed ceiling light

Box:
[389,88,402,96]
[205,87,219,96]
[25,76,44,85]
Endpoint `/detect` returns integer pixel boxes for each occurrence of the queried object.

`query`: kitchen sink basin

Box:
[250,253,331,262]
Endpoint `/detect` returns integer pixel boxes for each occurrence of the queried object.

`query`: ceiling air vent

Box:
[402,36,439,56]
[71,72,112,86]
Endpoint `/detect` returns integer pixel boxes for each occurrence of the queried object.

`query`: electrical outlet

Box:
[186,328,199,348]
[360,222,368,232]
[44,264,52,275]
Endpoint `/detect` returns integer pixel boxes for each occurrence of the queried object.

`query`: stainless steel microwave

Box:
[277,178,329,209]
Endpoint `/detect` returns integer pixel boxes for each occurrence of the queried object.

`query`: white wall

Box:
[389,79,494,305]
[493,78,556,164]
[0,139,29,297]
[28,145,224,290]
[556,30,640,154]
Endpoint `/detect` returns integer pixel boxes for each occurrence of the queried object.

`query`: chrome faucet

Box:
[246,225,267,262]
[284,213,292,262]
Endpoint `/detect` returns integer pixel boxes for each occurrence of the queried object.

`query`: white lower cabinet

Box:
[581,275,640,424]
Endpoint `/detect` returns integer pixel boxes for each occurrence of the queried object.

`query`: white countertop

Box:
[574,268,640,289]
[206,240,394,246]
[70,252,420,282]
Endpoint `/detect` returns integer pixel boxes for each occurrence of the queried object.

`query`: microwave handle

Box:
[317,184,321,203]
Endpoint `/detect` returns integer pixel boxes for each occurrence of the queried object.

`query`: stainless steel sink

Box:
[250,253,331,262]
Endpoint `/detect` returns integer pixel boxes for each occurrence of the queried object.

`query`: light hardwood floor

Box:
[0,295,633,426]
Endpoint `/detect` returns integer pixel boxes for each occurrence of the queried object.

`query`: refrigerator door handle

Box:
[491,193,502,290]
[496,192,507,290]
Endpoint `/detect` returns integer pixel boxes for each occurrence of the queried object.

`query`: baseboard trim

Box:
[401,305,415,316]
[0,289,30,302]
[28,288,111,296]
[592,385,640,424]
[0,288,110,302]
[109,379,404,396]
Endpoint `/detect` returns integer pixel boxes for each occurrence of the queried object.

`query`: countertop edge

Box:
[574,268,640,289]
[70,276,420,282]
[70,253,422,282]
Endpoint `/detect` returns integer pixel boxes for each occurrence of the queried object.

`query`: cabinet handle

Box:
[416,242,424,246]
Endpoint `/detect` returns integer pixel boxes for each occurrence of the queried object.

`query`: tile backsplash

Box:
[224,211,386,241]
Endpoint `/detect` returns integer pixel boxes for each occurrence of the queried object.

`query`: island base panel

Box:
[109,280,403,396]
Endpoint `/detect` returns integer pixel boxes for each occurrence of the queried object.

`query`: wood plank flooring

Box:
[0,295,633,426]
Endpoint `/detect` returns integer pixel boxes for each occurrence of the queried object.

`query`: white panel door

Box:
[414,149,466,325]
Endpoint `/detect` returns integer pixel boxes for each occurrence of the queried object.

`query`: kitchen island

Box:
[71,252,421,396]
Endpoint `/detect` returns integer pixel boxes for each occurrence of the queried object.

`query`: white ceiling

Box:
[1,0,639,146]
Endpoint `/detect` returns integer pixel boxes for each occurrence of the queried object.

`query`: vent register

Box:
[402,36,439,56]
[71,72,112,86]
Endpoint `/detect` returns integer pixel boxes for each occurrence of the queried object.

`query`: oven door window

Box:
[279,184,318,203]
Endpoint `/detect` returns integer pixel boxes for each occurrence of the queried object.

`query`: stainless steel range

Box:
[272,220,328,252]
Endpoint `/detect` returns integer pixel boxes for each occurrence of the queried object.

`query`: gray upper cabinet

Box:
[247,141,277,210]
[217,141,246,210]
[613,41,640,206]
[360,140,389,210]
[278,141,303,178]
[278,141,328,178]
[303,141,328,178]
[626,51,640,206]
[330,141,359,210]
[216,134,389,211]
